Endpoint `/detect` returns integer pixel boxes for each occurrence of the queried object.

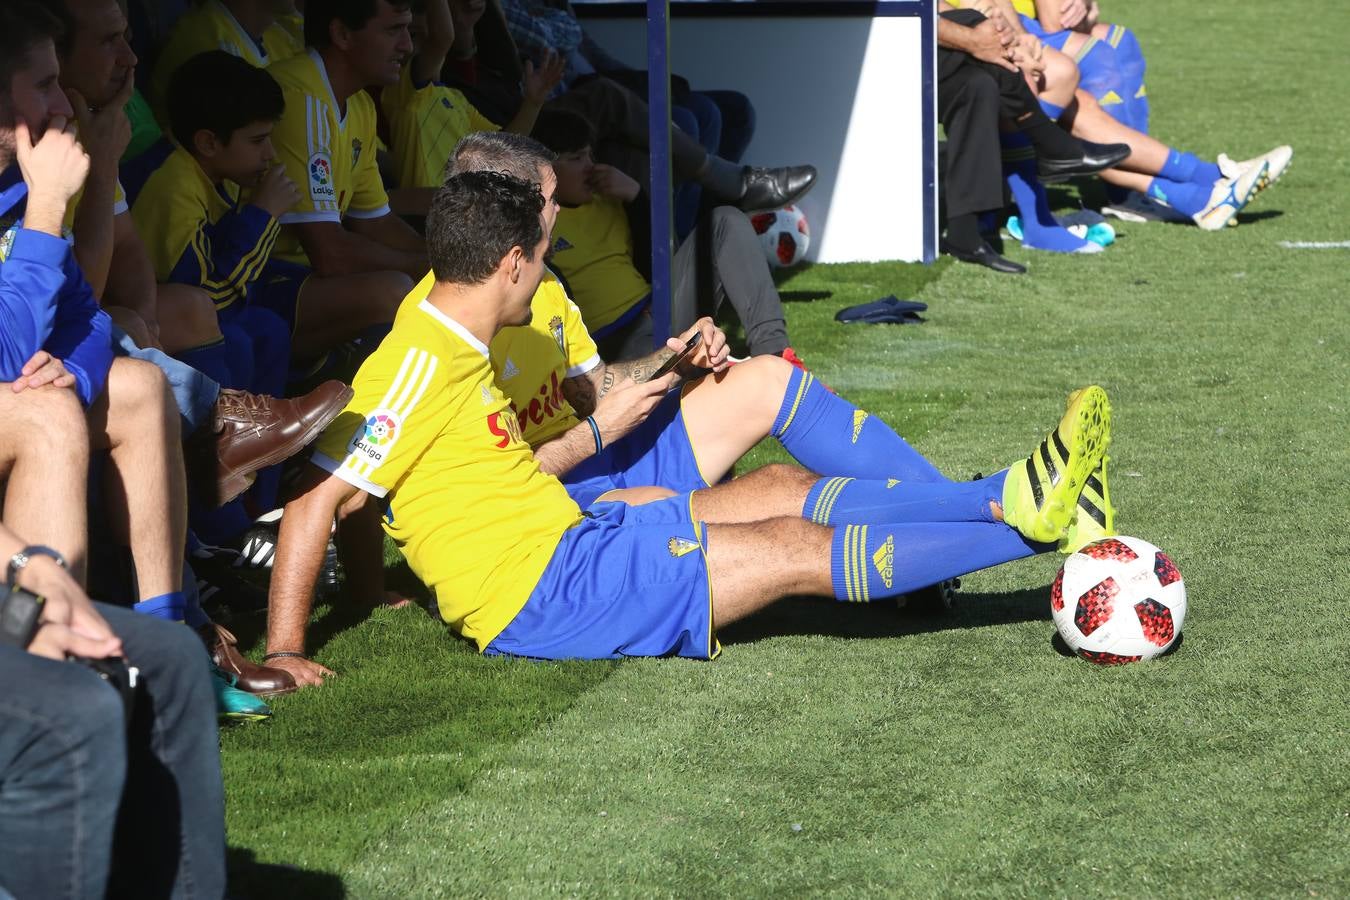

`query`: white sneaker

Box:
[1193,160,1268,231]
[1218,145,1292,199]
[1100,191,1192,224]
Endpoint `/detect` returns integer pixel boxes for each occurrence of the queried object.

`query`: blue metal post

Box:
[646,0,673,347]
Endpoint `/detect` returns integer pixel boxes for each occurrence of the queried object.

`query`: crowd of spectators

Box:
[0,0,1288,894]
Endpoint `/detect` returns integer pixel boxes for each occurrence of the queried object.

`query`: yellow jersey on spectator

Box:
[131,146,280,312]
[266,50,390,267]
[150,0,302,124]
[313,294,582,649]
[403,267,602,446]
[547,195,651,332]
[381,64,500,190]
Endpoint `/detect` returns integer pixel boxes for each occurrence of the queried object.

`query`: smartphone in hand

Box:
[646,332,702,381]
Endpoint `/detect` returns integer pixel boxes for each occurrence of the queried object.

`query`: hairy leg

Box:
[705,515,834,626]
[1060,89,1168,174]
[0,385,90,581]
[292,271,413,359]
[87,358,186,600]
[690,463,815,523]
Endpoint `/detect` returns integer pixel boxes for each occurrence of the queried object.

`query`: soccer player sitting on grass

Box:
[381,0,564,190]
[530,110,803,364]
[260,169,1117,684]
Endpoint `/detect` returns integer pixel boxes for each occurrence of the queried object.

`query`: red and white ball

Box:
[750,205,810,269]
[1051,536,1187,664]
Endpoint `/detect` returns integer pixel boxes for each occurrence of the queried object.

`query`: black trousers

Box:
[937,9,1047,218]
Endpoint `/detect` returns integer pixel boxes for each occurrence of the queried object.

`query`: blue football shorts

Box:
[562,391,711,508]
[485,495,720,660]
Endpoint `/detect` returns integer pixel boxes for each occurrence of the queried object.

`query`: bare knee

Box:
[105,306,154,348]
[106,358,178,437]
[157,284,223,352]
[374,272,414,318]
[1042,48,1082,100]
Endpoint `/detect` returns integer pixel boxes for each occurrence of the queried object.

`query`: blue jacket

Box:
[0,167,113,406]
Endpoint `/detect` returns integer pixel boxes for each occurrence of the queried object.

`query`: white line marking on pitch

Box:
[1279,241,1350,249]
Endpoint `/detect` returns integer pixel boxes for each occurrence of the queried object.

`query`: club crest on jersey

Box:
[549,316,565,354]
[308,152,336,202]
[347,408,402,466]
[351,138,363,166]
[668,536,701,558]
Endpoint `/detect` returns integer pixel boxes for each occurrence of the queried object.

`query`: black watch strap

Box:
[7,545,66,586]
[0,585,45,647]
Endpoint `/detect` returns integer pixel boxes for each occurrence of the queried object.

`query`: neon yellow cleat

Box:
[1059,454,1115,554]
[1001,386,1112,544]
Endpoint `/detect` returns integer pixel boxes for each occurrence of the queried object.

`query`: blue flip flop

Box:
[834,296,928,325]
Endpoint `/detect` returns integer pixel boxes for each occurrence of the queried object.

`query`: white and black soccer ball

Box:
[750,205,810,269]
[1051,536,1187,664]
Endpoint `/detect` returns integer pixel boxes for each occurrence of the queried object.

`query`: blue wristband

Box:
[585,416,603,453]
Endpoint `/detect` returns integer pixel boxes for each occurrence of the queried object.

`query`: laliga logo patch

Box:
[347,408,401,466]
[308,152,336,202]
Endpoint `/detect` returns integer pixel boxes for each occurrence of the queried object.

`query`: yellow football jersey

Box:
[381,64,500,190]
[131,146,279,311]
[313,296,583,648]
[268,50,390,266]
[947,0,1038,17]
[150,0,303,123]
[547,195,650,332]
[402,268,601,447]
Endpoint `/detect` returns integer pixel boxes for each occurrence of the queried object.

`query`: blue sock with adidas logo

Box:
[826,520,1047,604]
[831,522,1048,602]
[805,474,1005,526]
[772,367,948,483]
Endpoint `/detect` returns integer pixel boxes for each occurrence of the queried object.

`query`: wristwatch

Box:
[7,545,67,586]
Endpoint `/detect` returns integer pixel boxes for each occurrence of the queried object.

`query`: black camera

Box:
[69,656,140,724]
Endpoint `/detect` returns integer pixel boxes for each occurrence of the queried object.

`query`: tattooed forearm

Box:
[604,349,675,391]
[562,374,598,418]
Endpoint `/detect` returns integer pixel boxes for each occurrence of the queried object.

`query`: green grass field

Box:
[220,2,1350,895]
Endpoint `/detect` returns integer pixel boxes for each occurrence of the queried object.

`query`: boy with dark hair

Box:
[532,108,804,366]
[133,50,298,392]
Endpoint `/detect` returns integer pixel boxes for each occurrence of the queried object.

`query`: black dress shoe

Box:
[941,239,1027,274]
[736,164,818,212]
[1036,140,1132,183]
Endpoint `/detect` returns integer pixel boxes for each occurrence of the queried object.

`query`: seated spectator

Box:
[133,51,296,403]
[149,0,305,124]
[381,0,563,190]
[260,0,432,355]
[0,521,226,898]
[948,0,1290,231]
[444,0,816,214]
[0,5,330,711]
[533,110,803,363]
[262,167,1117,682]
[499,0,757,234]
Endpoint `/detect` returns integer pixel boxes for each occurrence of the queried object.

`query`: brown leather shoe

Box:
[200,623,297,697]
[204,380,354,505]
